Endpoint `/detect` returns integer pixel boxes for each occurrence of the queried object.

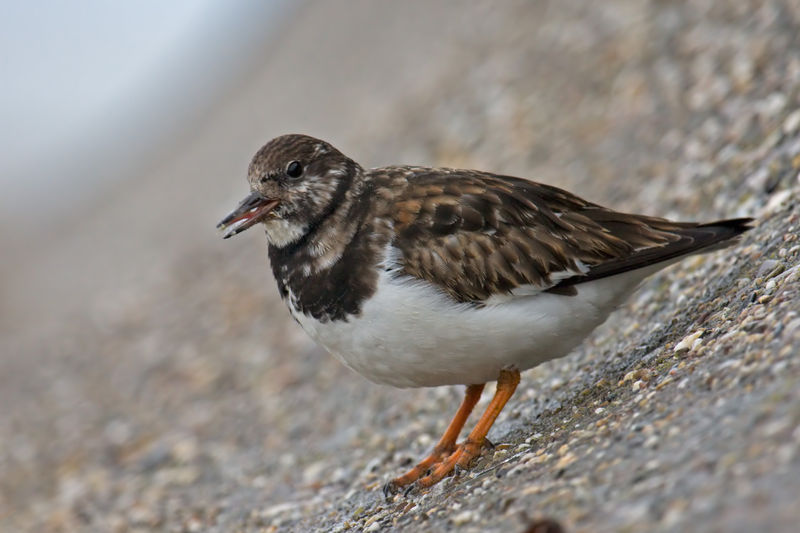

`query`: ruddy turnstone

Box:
[217,134,752,493]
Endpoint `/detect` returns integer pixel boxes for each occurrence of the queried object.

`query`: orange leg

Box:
[384,383,485,495]
[417,367,521,488]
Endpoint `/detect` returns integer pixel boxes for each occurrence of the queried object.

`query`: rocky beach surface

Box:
[1,1,799,531]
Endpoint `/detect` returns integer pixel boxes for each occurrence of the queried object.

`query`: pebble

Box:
[783,108,800,135]
[757,92,787,120]
[363,521,381,532]
[554,452,578,469]
[763,189,793,215]
[785,318,800,336]
[673,329,704,353]
[526,433,543,443]
[450,510,478,525]
[756,260,780,279]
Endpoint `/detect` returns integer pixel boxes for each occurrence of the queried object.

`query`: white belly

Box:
[288,267,657,388]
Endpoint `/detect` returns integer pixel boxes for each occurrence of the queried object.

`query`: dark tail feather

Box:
[550,217,754,290]
[691,217,754,252]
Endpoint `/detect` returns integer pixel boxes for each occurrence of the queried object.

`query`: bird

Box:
[217,134,752,494]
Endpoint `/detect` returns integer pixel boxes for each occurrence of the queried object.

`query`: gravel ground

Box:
[2,1,800,532]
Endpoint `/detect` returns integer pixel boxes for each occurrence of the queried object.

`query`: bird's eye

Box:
[286,161,303,178]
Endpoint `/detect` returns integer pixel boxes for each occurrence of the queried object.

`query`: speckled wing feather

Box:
[385,169,751,303]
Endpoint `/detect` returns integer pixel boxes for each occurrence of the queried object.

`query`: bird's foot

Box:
[383,443,455,498]
[383,439,486,497]
[416,439,482,488]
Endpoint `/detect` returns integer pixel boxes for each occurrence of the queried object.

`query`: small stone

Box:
[450,510,477,526]
[526,433,543,443]
[363,521,381,532]
[361,458,382,477]
[104,419,132,445]
[763,189,793,215]
[519,452,538,464]
[171,437,198,463]
[622,368,649,383]
[746,167,770,191]
[554,452,578,470]
[783,108,800,135]
[493,449,509,460]
[757,92,787,120]
[507,463,528,476]
[674,329,704,352]
[785,318,800,336]
[128,504,157,527]
[756,260,780,278]
[185,516,204,532]
[731,53,755,89]
[644,435,660,449]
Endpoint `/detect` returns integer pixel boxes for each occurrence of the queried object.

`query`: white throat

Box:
[263,218,308,247]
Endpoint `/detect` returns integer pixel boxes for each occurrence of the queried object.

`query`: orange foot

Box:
[383,368,520,497]
[383,383,483,496]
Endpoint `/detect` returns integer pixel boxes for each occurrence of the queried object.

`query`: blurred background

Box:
[1,0,289,333]
[1,1,798,531]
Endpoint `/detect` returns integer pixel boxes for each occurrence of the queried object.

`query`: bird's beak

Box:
[217,191,279,239]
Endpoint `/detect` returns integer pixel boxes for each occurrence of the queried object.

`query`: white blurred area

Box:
[0,0,289,224]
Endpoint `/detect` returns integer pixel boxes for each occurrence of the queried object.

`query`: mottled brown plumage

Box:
[364,167,748,303]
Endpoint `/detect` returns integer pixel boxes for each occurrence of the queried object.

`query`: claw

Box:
[483,437,495,450]
[382,481,397,500]
[403,483,416,497]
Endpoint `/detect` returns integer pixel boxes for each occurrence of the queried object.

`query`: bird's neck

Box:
[266,175,391,322]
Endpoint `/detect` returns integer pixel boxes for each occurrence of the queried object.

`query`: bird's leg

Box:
[417,367,520,488]
[385,383,484,493]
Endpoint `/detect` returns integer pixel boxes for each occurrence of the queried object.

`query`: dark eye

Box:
[286,161,303,178]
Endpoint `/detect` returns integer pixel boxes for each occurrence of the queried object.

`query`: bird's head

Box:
[217,134,359,246]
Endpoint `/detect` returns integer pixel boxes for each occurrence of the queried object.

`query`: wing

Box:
[387,169,751,303]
